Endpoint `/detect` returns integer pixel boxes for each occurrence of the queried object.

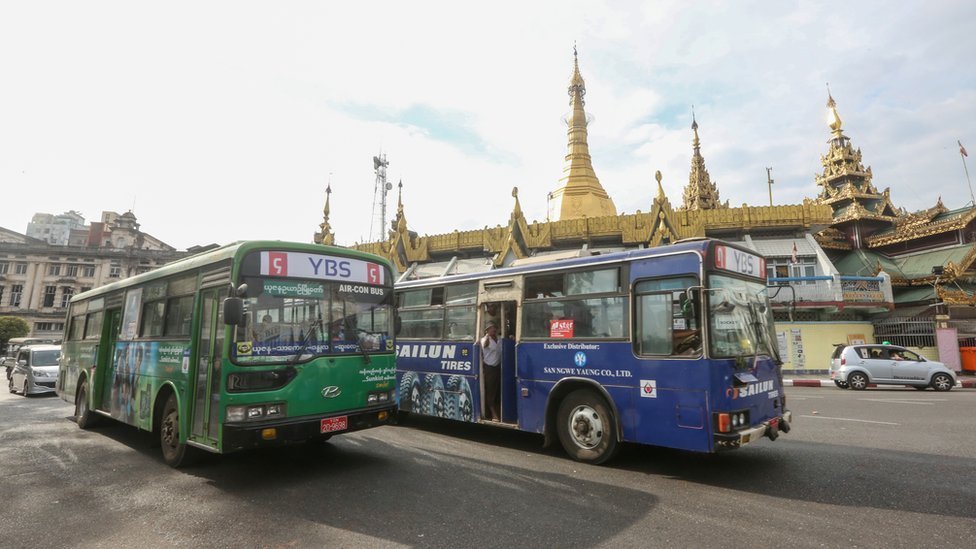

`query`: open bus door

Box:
[189,287,226,449]
[478,277,522,426]
[478,301,519,425]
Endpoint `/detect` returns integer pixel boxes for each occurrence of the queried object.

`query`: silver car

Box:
[829,344,956,391]
[8,344,61,396]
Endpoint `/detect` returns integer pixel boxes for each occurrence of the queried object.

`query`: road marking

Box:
[860,398,941,405]
[799,414,899,425]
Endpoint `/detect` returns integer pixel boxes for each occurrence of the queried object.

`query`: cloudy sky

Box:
[2,1,974,250]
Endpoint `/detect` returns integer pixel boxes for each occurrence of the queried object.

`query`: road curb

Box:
[785,378,976,388]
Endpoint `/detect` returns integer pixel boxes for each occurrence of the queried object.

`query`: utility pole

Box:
[766,167,774,206]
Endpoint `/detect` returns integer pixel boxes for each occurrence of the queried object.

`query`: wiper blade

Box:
[288,316,322,366]
[354,329,372,365]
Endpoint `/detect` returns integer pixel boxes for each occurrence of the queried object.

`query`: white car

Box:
[829,344,956,391]
[8,344,61,396]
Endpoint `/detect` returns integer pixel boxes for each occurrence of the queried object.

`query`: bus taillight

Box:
[717,413,731,433]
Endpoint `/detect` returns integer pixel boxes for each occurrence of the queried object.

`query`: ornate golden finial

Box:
[655,170,664,198]
[396,179,404,213]
[569,44,585,106]
[323,183,332,217]
[391,179,408,234]
[691,105,700,150]
[826,84,844,137]
[314,181,335,245]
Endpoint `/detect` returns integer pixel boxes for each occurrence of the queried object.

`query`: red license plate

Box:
[320,416,348,434]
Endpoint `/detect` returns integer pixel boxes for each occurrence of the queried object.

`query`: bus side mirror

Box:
[223,297,244,326]
[394,314,402,336]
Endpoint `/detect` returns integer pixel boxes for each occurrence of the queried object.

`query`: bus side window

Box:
[634,276,700,356]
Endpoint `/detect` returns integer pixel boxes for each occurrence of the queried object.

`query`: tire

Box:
[848,372,869,391]
[445,375,474,421]
[398,372,422,414]
[833,380,849,389]
[159,393,194,468]
[931,373,954,392]
[75,380,99,429]
[419,374,445,417]
[555,389,619,465]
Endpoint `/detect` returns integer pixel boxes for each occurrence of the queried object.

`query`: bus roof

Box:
[70,240,395,303]
[397,238,721,289]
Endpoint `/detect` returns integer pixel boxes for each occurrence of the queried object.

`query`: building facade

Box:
[0,211,189,339]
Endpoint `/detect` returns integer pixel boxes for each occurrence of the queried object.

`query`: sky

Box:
[2,1,974,251]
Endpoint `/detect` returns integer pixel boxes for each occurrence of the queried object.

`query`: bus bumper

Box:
[222,405,397,452]
[714,410,792,450]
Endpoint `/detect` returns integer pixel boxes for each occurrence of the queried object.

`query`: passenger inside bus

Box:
[251,314,281,343]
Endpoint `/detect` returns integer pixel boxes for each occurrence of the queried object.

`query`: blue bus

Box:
[395,238,791,464]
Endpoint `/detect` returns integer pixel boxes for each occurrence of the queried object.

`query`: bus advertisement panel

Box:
[57,241,397,467]
[394,238,791,464]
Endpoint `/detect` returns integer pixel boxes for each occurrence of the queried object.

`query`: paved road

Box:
[0,386,973,548]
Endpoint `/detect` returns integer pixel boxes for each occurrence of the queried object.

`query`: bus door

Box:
[478,298,520,425]
[95,308,121,413]
[190,288,227,448]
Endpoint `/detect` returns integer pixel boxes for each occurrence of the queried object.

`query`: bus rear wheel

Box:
[160,393,195,468]
[556,389,619,465]
[75,380,99,429]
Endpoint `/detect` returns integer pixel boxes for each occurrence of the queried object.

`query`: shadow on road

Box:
[50,414,655,547]
[398,413,976,521]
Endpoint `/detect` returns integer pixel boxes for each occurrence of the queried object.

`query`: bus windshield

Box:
[237,277,393,364]
[707,274,777,361]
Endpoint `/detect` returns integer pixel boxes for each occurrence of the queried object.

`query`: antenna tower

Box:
[369,153,392,242]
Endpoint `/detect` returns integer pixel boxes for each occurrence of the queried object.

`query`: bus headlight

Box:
[367,389,396,405]
[226,402,287,422]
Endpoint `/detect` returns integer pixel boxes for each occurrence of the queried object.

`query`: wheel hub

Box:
[569,405,604,449]
[162,416,176,446]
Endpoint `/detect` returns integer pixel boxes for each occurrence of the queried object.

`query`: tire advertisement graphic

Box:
[398,371,476,422]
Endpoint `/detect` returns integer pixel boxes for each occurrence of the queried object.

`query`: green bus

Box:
[56,241,397,467]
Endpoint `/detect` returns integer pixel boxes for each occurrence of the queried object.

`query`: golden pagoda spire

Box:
[313,183,335,245]
[681,110,726,211]
[548,45,617,221]
[815,89,898,229]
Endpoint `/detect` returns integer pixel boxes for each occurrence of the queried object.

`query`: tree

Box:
[0,316,30,349]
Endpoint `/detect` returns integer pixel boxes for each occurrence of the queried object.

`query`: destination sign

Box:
[260,251,386,285]
[714,245,766,279]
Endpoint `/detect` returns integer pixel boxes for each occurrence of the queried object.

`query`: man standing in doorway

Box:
[481,322,501,421]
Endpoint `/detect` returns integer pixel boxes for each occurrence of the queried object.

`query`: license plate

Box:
[320,416,348,434]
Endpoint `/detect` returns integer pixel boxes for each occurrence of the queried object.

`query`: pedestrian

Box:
[481,321,501,421]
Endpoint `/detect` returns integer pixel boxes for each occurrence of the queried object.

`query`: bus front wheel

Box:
[160,393,194,468]
[556,389,619,465]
